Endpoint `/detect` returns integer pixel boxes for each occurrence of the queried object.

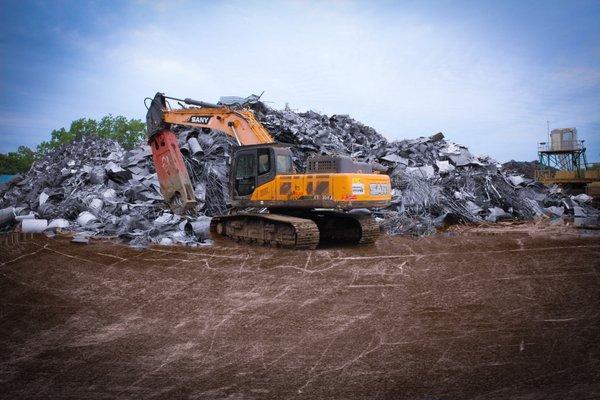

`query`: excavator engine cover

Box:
[149,129,197,213]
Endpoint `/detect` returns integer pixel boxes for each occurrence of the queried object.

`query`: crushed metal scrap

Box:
[1,99,598,245]
[0,136,219,246]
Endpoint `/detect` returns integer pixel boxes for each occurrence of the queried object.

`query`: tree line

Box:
[0,115,146,175]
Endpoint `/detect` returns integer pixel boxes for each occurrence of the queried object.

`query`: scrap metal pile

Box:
[248,102,598,234]
[0,136,217,246]
[1,99,598,245]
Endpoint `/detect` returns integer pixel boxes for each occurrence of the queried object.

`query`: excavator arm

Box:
[145,92,274,213]
[146,92,274,145]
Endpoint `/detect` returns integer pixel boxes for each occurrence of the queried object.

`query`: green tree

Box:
[35,115,146,154]
[70,118,98,140]
[97,115,146,150]
[1,115,147,174]
[0,145,36,175]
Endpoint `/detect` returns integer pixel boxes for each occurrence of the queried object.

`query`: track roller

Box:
[210,213,320,249]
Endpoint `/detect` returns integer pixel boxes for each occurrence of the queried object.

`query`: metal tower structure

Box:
[536,127,589,183]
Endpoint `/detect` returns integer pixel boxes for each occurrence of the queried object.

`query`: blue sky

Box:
[1,0,599,162]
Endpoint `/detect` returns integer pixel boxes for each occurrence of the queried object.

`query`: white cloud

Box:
[5,1,598,161]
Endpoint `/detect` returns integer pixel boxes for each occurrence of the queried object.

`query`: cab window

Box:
[235,154,256,178]
[276,155,293,174]
[235,153,256,197]
[258,148,270,175]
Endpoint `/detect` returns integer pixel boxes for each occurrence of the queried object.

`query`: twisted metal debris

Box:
[1,98,598,245]
[0,136,216,246]
[248,101,598,233]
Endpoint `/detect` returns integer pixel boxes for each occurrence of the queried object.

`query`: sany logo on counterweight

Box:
[189,116,212,124]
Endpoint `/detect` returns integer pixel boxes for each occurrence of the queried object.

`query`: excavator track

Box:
[355,215,381,244]
[210,211,380,249]
[210,213,320,250]
[303,210,381,245]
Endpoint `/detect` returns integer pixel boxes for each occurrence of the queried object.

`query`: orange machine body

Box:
[246,173,391,210]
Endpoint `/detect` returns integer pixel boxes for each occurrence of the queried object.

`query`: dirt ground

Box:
[1,223,599,399]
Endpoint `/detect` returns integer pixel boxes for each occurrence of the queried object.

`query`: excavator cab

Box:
[231,144,294,199]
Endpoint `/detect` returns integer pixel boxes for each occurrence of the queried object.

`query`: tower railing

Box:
[538,140,585,152]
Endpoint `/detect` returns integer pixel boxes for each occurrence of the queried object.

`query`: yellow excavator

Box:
[146,92,391,249]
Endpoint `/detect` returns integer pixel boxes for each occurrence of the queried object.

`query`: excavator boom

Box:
[145,92,274,213]
[162,108,273,145]
[147,92,274,145]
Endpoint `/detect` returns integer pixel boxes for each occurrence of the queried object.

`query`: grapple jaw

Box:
[149,130,197,214]
[145,93,197,213]
[146,92,170,140]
